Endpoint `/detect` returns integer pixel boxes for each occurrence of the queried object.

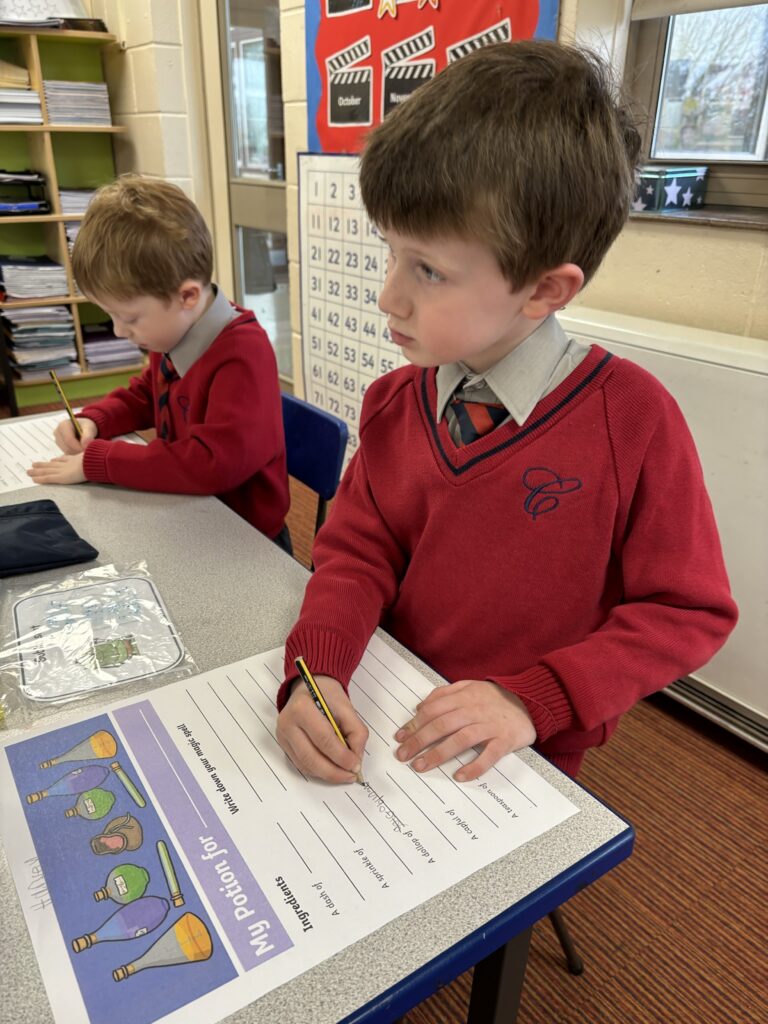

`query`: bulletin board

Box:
[299,152,404,466]
[306,0,560,153]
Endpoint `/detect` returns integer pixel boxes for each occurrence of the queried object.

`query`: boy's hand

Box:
[28,452,86,486]
[54,416,98,454]
[395,680,537,782]
[276,675,368,784]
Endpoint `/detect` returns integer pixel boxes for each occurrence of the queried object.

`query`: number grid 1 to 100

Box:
[299,153,408,466]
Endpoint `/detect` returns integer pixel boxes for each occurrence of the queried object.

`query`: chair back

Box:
[281,393,348,533]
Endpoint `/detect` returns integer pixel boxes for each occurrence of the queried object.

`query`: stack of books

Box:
[0,256,69,300]
[64,221,80,256]
[59,188,97,215]
[43,80,111,125]
[0,58,29,89]
[2,306,79,380]
[0,88,42,124]
[82,322,139,371]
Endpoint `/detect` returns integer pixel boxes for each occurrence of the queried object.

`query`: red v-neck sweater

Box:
[80,309,289,540]
[281,346,737,775]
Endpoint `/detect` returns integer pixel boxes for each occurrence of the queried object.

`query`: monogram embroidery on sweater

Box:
[522,467,582,520]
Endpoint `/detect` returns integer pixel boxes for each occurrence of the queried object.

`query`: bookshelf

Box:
[0,27,141,414]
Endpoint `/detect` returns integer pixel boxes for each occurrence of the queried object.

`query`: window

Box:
[626,2,768,210]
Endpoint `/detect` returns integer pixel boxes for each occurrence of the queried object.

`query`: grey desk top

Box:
[0,480,630,1024]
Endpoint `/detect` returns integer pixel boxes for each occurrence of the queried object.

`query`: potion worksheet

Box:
[0,635,578,1024]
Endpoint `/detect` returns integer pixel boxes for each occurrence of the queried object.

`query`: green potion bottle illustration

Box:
[157,840,184,907]
[94,863,150,904]
[113,913,213,981]
[77,635,140,672]
[64,787,115,820]
[110,761,146,808]
[72,896,170,951]
[39,730,117,768]
[26,765,109,804]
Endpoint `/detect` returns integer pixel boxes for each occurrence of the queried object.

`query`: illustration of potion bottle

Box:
[110,761,146,808]
[90,814,144,855]
[26,765,109,804]
[64,787,115,820]
[39,730,118,768]
[157,840,184,907]
[94,863,150,904]
[112,913,213,982]
[72,895,170,952]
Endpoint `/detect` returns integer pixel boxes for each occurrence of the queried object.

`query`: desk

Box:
[0,480,633,1024]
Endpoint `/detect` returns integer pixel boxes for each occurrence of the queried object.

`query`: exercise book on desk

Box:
[0,634,578,1024]
[0,412,144,494]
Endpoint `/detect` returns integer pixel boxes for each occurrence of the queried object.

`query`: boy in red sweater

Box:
[28,176,290,549]
[276,42,737,782]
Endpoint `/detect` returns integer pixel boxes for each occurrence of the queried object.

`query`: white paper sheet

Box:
[0,413,142,493]
[0,635,578,1024]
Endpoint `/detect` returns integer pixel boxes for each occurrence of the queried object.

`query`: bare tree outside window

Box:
[653,4,768,161]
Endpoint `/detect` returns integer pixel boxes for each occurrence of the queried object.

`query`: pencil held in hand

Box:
[295,656,365,785]
[49,370,83,440]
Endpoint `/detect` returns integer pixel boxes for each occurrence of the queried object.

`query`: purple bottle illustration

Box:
[71,896,170,952]
[26,765,109,804]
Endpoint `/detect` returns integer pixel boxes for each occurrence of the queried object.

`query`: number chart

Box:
[299,152,406,465]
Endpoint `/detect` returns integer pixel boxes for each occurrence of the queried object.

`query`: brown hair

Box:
[72,174,213,300]
[360,41,640,288]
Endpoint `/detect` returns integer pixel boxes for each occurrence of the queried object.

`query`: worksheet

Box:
[0,413,142,493]
[0,635,578,1024]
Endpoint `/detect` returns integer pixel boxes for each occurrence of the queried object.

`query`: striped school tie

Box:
[450,397,508,446]
[157,354,179,440]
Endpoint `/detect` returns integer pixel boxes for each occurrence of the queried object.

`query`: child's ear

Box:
[177,279,204,309]
[521,264,584,319]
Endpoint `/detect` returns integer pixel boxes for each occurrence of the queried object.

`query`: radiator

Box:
[558,306,768,752]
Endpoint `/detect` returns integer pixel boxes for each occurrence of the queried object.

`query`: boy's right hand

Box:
[54,416,98,454]
[276,675,368,784]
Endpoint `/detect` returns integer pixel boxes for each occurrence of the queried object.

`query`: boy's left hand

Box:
[27,453,86,485]
[395,680,537,782]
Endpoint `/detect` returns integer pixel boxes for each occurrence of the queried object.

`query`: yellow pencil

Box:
[49,369,82,440]
[295,656,365,785]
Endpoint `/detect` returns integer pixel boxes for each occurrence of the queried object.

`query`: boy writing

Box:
[28,175,291,550]
[275,41,737,783]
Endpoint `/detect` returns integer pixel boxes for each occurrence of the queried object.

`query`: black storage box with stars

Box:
[632,166,708,212]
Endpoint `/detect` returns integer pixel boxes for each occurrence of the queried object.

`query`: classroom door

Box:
[218,0,291,382]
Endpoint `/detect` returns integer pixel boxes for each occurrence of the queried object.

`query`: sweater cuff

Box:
[79,406,110,436]
[278,628,362,710]
[489,665,575,744]
[82,439,112,483]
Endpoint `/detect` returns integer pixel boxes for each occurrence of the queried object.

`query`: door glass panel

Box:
[238,227,291,378]
[227,1,285,180]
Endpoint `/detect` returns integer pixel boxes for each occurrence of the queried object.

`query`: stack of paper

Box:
[43,80,111,125]
[59,188,96,215]
[0,87,42,123]
[82,321,139,370]
[2,305,79,380]
[64,220,80,257]
[0,59,29,88]
[0,256,68,300]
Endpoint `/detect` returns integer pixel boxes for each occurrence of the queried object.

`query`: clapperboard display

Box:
[381,27,436,118]
[299,152,406,467]
[326,36,373,126]
[326,0,373,14]
[447,18,511,62]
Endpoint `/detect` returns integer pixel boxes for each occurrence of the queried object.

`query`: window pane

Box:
[652,4,768,161]
[238,227,291,378]
[227,1,285,180]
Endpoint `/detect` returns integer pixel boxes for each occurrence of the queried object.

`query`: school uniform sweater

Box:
[280,345,737,775]
[80,308,289,540]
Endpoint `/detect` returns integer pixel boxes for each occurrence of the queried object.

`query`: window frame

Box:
[624,10,768,210]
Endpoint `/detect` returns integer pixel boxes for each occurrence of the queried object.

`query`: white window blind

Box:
[631,0,765,20]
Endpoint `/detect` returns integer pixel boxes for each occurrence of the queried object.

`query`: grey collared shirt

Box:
[436,315,590,442]
[169,284,238,377]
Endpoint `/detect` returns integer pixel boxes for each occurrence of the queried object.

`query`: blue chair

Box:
[281,392,348,538]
